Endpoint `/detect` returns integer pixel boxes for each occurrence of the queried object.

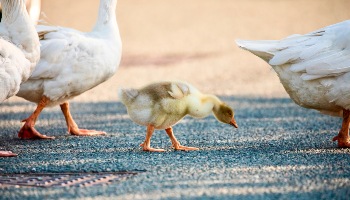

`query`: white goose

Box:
[16,0,122,139]
[0,0,40,156]
[236,20,350,148]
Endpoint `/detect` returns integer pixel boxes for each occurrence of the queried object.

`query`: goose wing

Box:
[28,25,85,80]
[0,39,30,101]
[168,82,190,99]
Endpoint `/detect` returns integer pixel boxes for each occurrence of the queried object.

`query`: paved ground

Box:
[1,97,350,199]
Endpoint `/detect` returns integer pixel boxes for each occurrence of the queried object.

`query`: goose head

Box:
[213,103,238,128]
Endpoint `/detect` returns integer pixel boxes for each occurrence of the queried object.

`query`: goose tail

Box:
[235,39,278,62]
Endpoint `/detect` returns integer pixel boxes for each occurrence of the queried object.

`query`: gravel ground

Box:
[1,97,350,199]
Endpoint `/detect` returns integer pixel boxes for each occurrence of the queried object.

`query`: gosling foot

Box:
[0,151,17,157]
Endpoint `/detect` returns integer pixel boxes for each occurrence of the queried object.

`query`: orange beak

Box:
[229,118,238,128]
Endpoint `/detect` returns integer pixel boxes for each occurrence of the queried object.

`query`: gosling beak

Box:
[229,118,238,128]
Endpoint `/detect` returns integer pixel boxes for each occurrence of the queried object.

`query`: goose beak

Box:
[229,118,238,128]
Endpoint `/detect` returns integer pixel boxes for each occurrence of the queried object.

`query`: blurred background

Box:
[7,0,350,102]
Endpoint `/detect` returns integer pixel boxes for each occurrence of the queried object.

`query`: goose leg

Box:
[0,151,17,157]
[332,109,350,148]
[60,102,106,136]
[165,127,199,151]
[18,96,55,139]
[140,125,165,152]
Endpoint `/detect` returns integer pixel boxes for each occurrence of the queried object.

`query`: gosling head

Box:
[213,103,238,128]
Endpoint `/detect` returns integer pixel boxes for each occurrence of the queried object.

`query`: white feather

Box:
[269,48,301,65]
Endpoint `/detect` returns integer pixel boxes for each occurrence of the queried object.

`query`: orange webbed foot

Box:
[18,119,55,139]
[172,143,199,151]
[69,128,106,136]
[165,127,199,151]
[332,136,350,148]
[0,151,17,157]
[139,142,165,152]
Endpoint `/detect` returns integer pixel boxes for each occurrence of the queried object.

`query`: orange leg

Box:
[139,125,165,152]
[60,102,106,136]
[333,109,350,148]
[165,127,199,151]
[0,151,17,157]
[18,96,55,139]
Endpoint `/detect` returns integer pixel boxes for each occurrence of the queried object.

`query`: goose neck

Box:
[92,0,118,33]
[1,0,26,23]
